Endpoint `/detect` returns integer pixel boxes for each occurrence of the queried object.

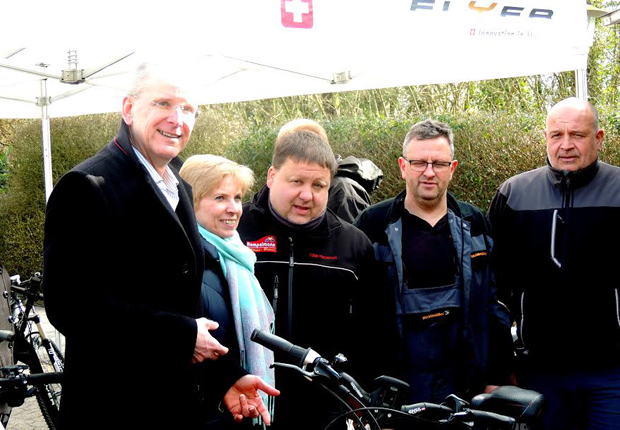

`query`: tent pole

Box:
[575,69,588,101]
[38,79,65,349]
[38,79,53,202]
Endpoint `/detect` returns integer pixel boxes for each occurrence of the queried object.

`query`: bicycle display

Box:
[0,267,64,430]
[251,329,545,430]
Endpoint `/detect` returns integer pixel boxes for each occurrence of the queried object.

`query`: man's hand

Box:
[192,317,229,363]
[224,375,280,425]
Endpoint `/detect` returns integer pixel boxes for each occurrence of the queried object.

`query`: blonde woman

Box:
[180,154,276,429]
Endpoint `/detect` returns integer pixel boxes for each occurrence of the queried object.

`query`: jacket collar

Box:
[388,189,462,223]
[249,184,338,238]
[113,120,139,162]
[113,119,185,178]
[201,236,220,261]
[546,158,599,190]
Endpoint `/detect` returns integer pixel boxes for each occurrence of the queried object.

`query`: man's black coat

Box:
[43,121,204,429]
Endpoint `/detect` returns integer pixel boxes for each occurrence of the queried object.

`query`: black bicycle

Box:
[0,358,63,429]
[251,329,545,429]
[0,269,64,429]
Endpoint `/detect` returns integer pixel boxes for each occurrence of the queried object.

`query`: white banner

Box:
[0,0,589,118]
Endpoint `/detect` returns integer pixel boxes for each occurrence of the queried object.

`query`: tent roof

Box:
[0,0,590,119]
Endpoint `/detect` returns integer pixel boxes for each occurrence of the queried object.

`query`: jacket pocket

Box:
[470,250,489,271]
[400,283,462,316]
[374,243,395,263]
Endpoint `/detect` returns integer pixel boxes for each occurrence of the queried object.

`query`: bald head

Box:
[547,98,599,129]
[276,118,329,144]
[545,98,604,172]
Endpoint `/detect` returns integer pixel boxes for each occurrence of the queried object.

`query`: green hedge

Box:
[1,111,618,277]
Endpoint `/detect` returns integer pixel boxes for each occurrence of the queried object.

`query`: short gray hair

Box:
[128,63,156,97]
[403,119,455,159]
[127,62,199,98]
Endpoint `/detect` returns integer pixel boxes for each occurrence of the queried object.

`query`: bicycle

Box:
[0,356,63,430]
[251,329,545,429]
[0,270,64,429]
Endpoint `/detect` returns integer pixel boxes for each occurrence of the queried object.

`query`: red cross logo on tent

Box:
[281,0,313,29]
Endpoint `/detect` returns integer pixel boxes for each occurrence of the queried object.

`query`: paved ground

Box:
[6,306,63,430]
[7,398,48,430]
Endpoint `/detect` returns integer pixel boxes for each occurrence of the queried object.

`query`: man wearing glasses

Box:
[43,63,278,429]
[355,119,513,404]
[489,98,620,429]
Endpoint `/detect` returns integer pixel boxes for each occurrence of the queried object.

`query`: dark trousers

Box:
[521,365,620,430]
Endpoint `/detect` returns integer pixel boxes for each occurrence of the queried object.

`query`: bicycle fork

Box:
[30,316,64,373]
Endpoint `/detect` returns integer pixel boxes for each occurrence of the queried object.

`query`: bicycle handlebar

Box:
[0,372,64,386]
[10,284,44,300]
[0,366,63,408]
[251,329,319,368]
[9,271,43,295]
[250,329,542,430]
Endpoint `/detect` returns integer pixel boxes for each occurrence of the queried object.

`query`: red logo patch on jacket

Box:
[309,253,337,260]
[246,236,277,253]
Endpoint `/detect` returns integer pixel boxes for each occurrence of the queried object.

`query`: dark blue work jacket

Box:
[355,191,512,403]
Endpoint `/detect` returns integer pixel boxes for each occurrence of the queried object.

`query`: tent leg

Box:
[38,80,63,347]
[39,79,53,202]
[575,68,588,101]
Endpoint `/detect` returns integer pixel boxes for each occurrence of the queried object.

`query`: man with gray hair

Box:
[355,119,513,404]
[43,63,278,429]
[489,97,620,429]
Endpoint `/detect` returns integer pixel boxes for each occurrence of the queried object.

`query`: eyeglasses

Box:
[133,95,201,118]
[404,158,453,172]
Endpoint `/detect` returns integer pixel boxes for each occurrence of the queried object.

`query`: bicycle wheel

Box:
[29,333,62,429]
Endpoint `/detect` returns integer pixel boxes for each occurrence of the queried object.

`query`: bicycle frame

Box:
[8,278,63,373]
[6,273,64,429]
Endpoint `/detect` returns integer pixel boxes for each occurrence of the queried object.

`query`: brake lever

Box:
[272,359,346,387]
[272,362,315,380]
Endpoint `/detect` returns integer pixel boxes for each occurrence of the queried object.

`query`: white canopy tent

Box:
[0,0,594,200]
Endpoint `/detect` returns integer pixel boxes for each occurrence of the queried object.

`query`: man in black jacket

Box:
[327,155,383,223]
[489,97,620,429]
[43,63,277,429]
[237,119,395,430]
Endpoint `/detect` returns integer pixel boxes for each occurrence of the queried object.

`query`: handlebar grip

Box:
[468,409,516,429]
[10,284,44,300]
[10,285,26,294]
[401,402,453,415]
[0,330,14,342]
[24,372,64,385]
[251,329,312,367]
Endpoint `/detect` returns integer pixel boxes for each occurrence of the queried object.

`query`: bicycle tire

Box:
[29,334,62,429]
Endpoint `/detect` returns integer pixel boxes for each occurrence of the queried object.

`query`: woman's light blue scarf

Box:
[197,225,276,417]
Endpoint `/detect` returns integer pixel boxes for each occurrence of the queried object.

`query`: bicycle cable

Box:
[319,382,381,430]
[323,405,444,430]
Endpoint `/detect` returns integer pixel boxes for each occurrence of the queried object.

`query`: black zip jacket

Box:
[237,185,396,429]
[489,160,620,368]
